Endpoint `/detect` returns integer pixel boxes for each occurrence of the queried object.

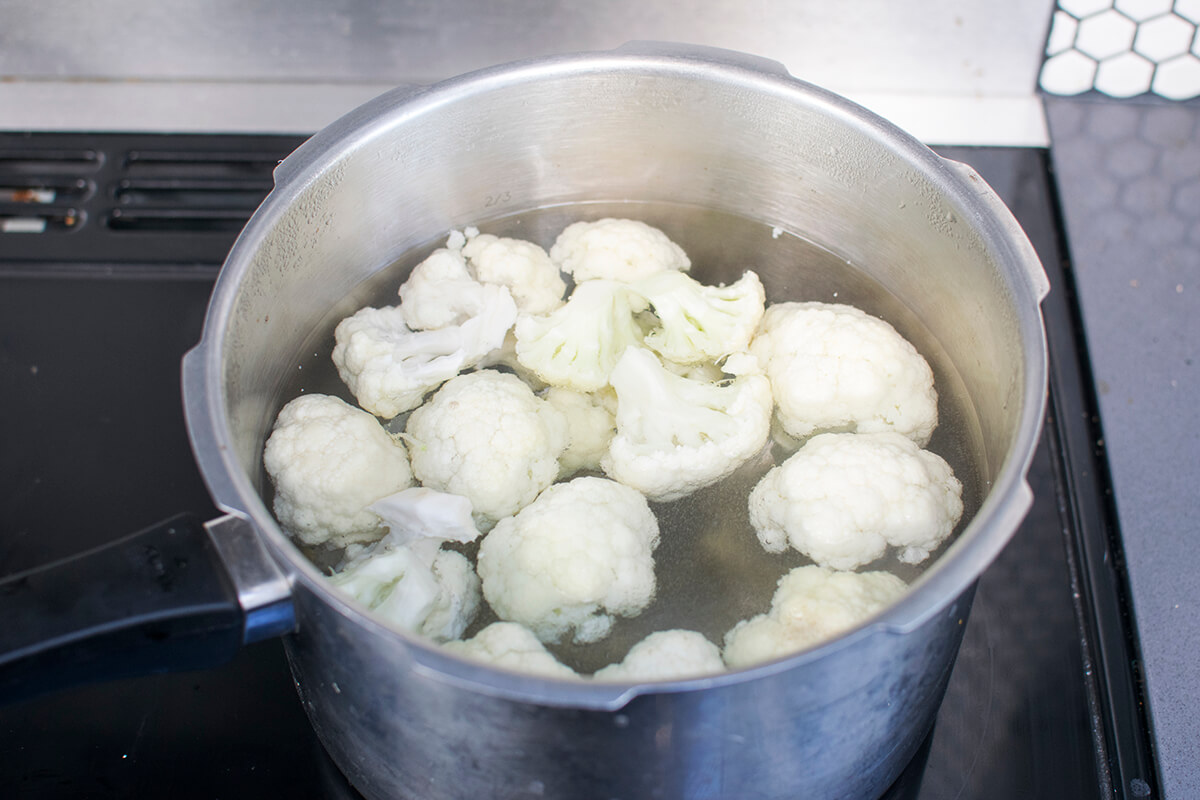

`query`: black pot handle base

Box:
[0,512,295,705]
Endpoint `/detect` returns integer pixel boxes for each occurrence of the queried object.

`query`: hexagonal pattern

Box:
[1177,0,1200,25]
[1114,0,1173,22]
[1133,14,1197,61]
[1153,54,1200,98]
[1047,11,1080,56]
[1060,0,1115,16]
[1077,10,1139,58]
[1041,51,1100,95]
[1044,0,1200,99]
[1096,51,1156,95]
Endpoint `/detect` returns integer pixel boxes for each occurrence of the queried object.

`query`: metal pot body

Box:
[286,578,975,800]
[184,44,1048,800]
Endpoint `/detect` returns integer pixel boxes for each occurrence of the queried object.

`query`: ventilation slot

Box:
[107,207,251,233]
[0,150,98,237]
[104,150,278,234]
[0,149,101,174]
[0,132,305,265]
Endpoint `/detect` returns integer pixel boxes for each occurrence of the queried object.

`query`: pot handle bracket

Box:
[943,158,1051,302]
[0,512,294,706]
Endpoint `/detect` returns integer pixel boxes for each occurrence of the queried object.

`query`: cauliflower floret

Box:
[263,394,414,548]
[403,370,569,527]
[635,270,766,364]
[592,630,725,682]
[514,279,649,392]
[749,301,938,446]
[601,347,772,502]
[331,286,517,418]
[749,432,963,570]
[330,544,480,643]
[462,233,566,314]
[329,486,482,642]
[543,386,617,478]
[723,565,908,668]
[550,218,690,283]
[476,476,660,644]
[397,246,490,331]
[367,486,480,548]
[443,622,580,680]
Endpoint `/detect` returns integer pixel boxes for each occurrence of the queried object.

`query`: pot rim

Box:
[184,43,1049,709]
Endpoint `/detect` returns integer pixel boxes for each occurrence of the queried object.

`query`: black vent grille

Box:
[0,133,306,267]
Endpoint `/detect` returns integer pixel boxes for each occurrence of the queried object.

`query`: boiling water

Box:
[272,201,986,675]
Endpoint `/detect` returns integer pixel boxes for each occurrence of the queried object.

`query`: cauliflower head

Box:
[462,232,566,314]
[397,246,491,331]
[542,386,617,478]
[477,476,660,644]
[332,286,517,418]
[592,630,725,682]
[602,346,773,502]
[514,279,648,392]
[723,565,907,668]
[442,622,580,680]
[550,218,690,283]
[403,369,569,527]
[330,543,480,643]
[749,301,938,445]
[748,432,963,570]
[263,394,414,548]
[636,269,766,364]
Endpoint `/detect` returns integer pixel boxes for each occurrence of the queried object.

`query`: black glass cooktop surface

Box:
[0,135,1151,799]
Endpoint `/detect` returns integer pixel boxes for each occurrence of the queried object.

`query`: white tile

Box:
[1040,50,1100,94]
[1152,53,1200,98]
[1133,14,1197,61]
[1047,10,1080,56]
[1060,0,1116,18]
[1113,0,1173,22]
[1176,0,1200,25]
[1076,9,1139,59]
[1095,51,1156,96]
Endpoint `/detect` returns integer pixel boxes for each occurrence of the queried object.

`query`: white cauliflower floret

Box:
[403,370,569,527]
[543,386,617,478]
[477,476,660,644]
[550,218,690,283]
[749,301,938,445]
[367,486,480,548]
[331,286,517,418]
[329,486,482,642]
[635,270,766,364]
[263,394,414,548]
[602,347,773,502]
[330,546,480,643]
[723,565,907,668]
[443,622,580,680]
[592,630,725,682]
[749,432,963,570]
[397,246,490,331]
[462,233,566,314]
[514,279,648,392]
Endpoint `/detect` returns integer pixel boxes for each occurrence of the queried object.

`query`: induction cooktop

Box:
[0,134,1154,799]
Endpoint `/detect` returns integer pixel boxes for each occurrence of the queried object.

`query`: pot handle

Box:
[0,512,294,706]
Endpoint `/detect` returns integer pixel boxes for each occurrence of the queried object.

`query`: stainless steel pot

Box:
[3,43,1049,800]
